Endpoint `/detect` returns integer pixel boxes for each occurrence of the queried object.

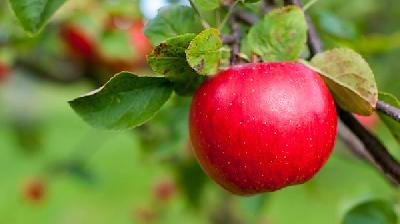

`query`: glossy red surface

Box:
[189,62,338,195]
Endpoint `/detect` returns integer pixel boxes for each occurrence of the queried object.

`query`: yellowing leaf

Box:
[310,48,378,115]
[186,28,223,75]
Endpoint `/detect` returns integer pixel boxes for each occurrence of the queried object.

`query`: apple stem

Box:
[263,0,276,13]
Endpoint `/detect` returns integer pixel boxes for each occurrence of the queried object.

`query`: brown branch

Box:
[338,109,400,184]
[376,100,400,123]
[263,0,276,13]
[337,122,398,185]
[228,16,241,65]
[222,35,236,45]
[234,10,258,25]
[284,0,400,185]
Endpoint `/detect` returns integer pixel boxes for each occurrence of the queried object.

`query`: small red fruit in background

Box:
[60,24,98,61]
[133,206,156,224]
[354,113,379,130]
[0,62,8,82]
[153,178,176,202]
[129,20,152,58]
[23,178,45,202]
[189,62,337,195]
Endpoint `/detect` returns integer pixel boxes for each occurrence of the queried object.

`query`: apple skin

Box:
[189,62,337,195]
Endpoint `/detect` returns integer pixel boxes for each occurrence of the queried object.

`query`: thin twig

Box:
[283,0,291,6]
[219,0,240,30]
[188,0,211,29]
[228,16,241,65]
[303,0,320,11]
[376,100,400,123]
[222,35,236,44]
[234,10,258,25]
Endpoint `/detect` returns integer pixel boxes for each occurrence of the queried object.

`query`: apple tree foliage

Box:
[7,0,400,222]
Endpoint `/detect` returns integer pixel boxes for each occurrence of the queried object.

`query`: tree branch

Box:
[234,10,258,25]
[228,16,241,65]
[263,0,276,13]
[337,109,400,184]
[286,0,400,185]
[376,100,400,123]
[222,35,236,45]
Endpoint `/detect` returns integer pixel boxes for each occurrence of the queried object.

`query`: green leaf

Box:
[147,34,204,95]
[378,92,400,143]
[9,0,66,34]
[192,0,219,10]
[144,5,203,45]
[69,72,173,130]
[317,11,357,39]
[186,28,222,75]
[342,199,397,224]
[246,5,307,61]
[309,48,378,115]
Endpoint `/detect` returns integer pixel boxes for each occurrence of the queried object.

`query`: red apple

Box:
[23,178,45,202]
[189,62,337,195]
[60,24,98,60]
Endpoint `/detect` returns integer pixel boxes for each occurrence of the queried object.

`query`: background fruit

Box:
[0,62,8,82]
[153,178,176,202]
[354,113,379,130]
[23,178,45,202]
[60,24,98,61]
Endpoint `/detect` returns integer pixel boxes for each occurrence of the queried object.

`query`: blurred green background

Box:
[0,0,400,223]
